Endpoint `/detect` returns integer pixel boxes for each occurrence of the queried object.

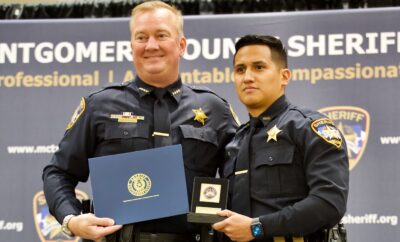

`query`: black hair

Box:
[234,35,288,68]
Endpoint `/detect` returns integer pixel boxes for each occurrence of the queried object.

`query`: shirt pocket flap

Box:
[254,144,295,168]
[105,123,148,140]
[179,125,218,146]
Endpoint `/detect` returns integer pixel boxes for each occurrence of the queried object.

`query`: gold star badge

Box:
[266,125,282,142]
[192,108,207,125]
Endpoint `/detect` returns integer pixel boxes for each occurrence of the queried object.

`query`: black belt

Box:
[138,232,199,242]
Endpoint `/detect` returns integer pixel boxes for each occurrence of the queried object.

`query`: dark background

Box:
[1,0,400,19]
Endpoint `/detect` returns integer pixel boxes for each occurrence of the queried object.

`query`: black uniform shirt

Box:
[42,76,238,234]
[223,95,349,238]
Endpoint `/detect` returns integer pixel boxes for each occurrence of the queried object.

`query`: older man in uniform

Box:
[213,35,349,242]
[42,1,238,242]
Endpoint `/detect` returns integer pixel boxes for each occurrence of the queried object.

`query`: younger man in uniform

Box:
[213,35,349,242]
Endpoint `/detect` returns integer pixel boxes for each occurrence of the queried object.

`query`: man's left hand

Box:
[212,209,254,242]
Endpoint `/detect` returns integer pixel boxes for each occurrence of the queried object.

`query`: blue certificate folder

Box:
[88,144,189,225]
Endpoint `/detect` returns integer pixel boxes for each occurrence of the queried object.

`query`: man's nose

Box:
[243,70,254,82]
[145,36,159,50]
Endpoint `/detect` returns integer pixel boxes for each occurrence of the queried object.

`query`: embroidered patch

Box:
[66,97,85,130]
[311,118,342,148]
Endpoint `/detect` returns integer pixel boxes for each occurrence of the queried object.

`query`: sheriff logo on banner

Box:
[319,106,370,170]
[33,190,89,242]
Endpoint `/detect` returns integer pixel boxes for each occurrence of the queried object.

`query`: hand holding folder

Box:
[88,145,189,225]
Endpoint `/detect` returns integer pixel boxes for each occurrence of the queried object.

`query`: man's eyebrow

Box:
[252,61,267,65]
[234,63,245,68]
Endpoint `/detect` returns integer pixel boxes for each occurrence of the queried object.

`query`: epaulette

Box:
[187,84,212,92]
[88,81,131,97]
[290,106,323,121]
[187,84,228,103]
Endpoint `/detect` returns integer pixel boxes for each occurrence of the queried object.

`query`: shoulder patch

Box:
[66,97,85,130]
[311,118,342,148]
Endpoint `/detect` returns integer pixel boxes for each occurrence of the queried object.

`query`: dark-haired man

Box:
[213,35,349,242]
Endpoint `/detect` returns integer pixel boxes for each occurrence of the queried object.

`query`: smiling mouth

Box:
[243,86,257,92]
[144,56,163,59]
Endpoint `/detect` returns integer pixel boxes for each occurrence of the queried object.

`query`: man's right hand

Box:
[68,213,123,242]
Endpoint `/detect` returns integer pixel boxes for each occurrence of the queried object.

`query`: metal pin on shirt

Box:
[234,169,248,175]
[152,131,170,137]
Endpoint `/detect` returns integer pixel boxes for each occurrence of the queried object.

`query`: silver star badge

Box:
[266,125,282,142]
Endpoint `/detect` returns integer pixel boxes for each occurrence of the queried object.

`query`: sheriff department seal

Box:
[319,106,370,170]
[33,190,88,242]
[127,173,151,197]
[203,186,218,200]
[311,118,342,149]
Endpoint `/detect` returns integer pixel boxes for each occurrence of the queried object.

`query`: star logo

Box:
[266,125,282,142]
[192,108,207,125]
[311,118,343,149]
[321,125,341,139]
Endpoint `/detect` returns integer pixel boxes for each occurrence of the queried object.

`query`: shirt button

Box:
[123,130,129,136]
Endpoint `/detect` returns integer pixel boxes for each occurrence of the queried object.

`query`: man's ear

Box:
[280,68,291,87]
[179,37,187,57]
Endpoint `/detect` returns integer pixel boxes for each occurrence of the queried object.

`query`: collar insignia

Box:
[266,125,282,142]
[110,112,144,123]
[171,89,181,96]
[138,87,150,94]
[192,108,207,125]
